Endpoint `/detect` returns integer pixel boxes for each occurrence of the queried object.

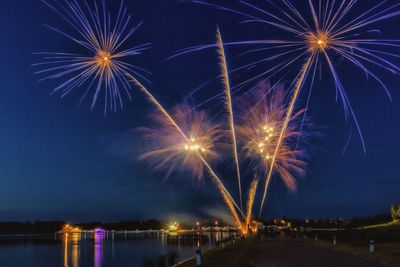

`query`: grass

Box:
[308,239,400,266]
[175,236,256,267]
[306,220,400,231]
[305,224,400,266]
[361,219,400,229]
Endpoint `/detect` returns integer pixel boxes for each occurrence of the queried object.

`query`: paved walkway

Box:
[254,237,389,267]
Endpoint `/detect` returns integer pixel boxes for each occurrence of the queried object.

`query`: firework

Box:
[176,0,400,217]
[140,104,221,180]
[236,83,307,217]
[216,27,243,209]
[33,0,151,114]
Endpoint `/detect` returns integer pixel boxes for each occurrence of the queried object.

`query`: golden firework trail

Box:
[34,0,151,114]
[216,27,243,210]
[198,155,244,229]
[128,74,188,139]
[258,57,313,218]
[245,173,259,234]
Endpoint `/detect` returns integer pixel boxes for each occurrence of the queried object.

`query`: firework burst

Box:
[236,84,307,191]
[140,104,222,180]
[236,83,307,216]
[33,0,151,114]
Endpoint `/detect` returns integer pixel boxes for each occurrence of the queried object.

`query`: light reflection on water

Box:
[63,233,82,267]
[64,231,106,267]
[0,231,235,267]
[94,232,103,267]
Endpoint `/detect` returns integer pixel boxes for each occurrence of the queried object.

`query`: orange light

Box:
[97,51,112,66]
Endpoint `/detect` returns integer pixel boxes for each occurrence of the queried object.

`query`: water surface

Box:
[0,231,234,267]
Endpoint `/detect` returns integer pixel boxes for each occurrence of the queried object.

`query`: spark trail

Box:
[216,27,243,210]
[245,173,259,234]
[258,56,313,218]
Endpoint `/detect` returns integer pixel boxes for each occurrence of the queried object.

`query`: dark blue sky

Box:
[0,0,399,223]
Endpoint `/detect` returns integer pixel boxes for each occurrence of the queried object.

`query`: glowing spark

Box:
[308,31,330,51]
[34,0,151,114]
[139,104,221,180]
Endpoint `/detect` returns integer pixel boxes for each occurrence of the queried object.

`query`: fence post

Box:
[195,247,202,266]
[333,235,336,245]
[370,240,374,252]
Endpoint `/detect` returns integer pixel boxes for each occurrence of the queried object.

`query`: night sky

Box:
[0,0,399,224]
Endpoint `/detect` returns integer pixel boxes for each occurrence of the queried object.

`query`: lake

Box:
[0,231,235,267]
